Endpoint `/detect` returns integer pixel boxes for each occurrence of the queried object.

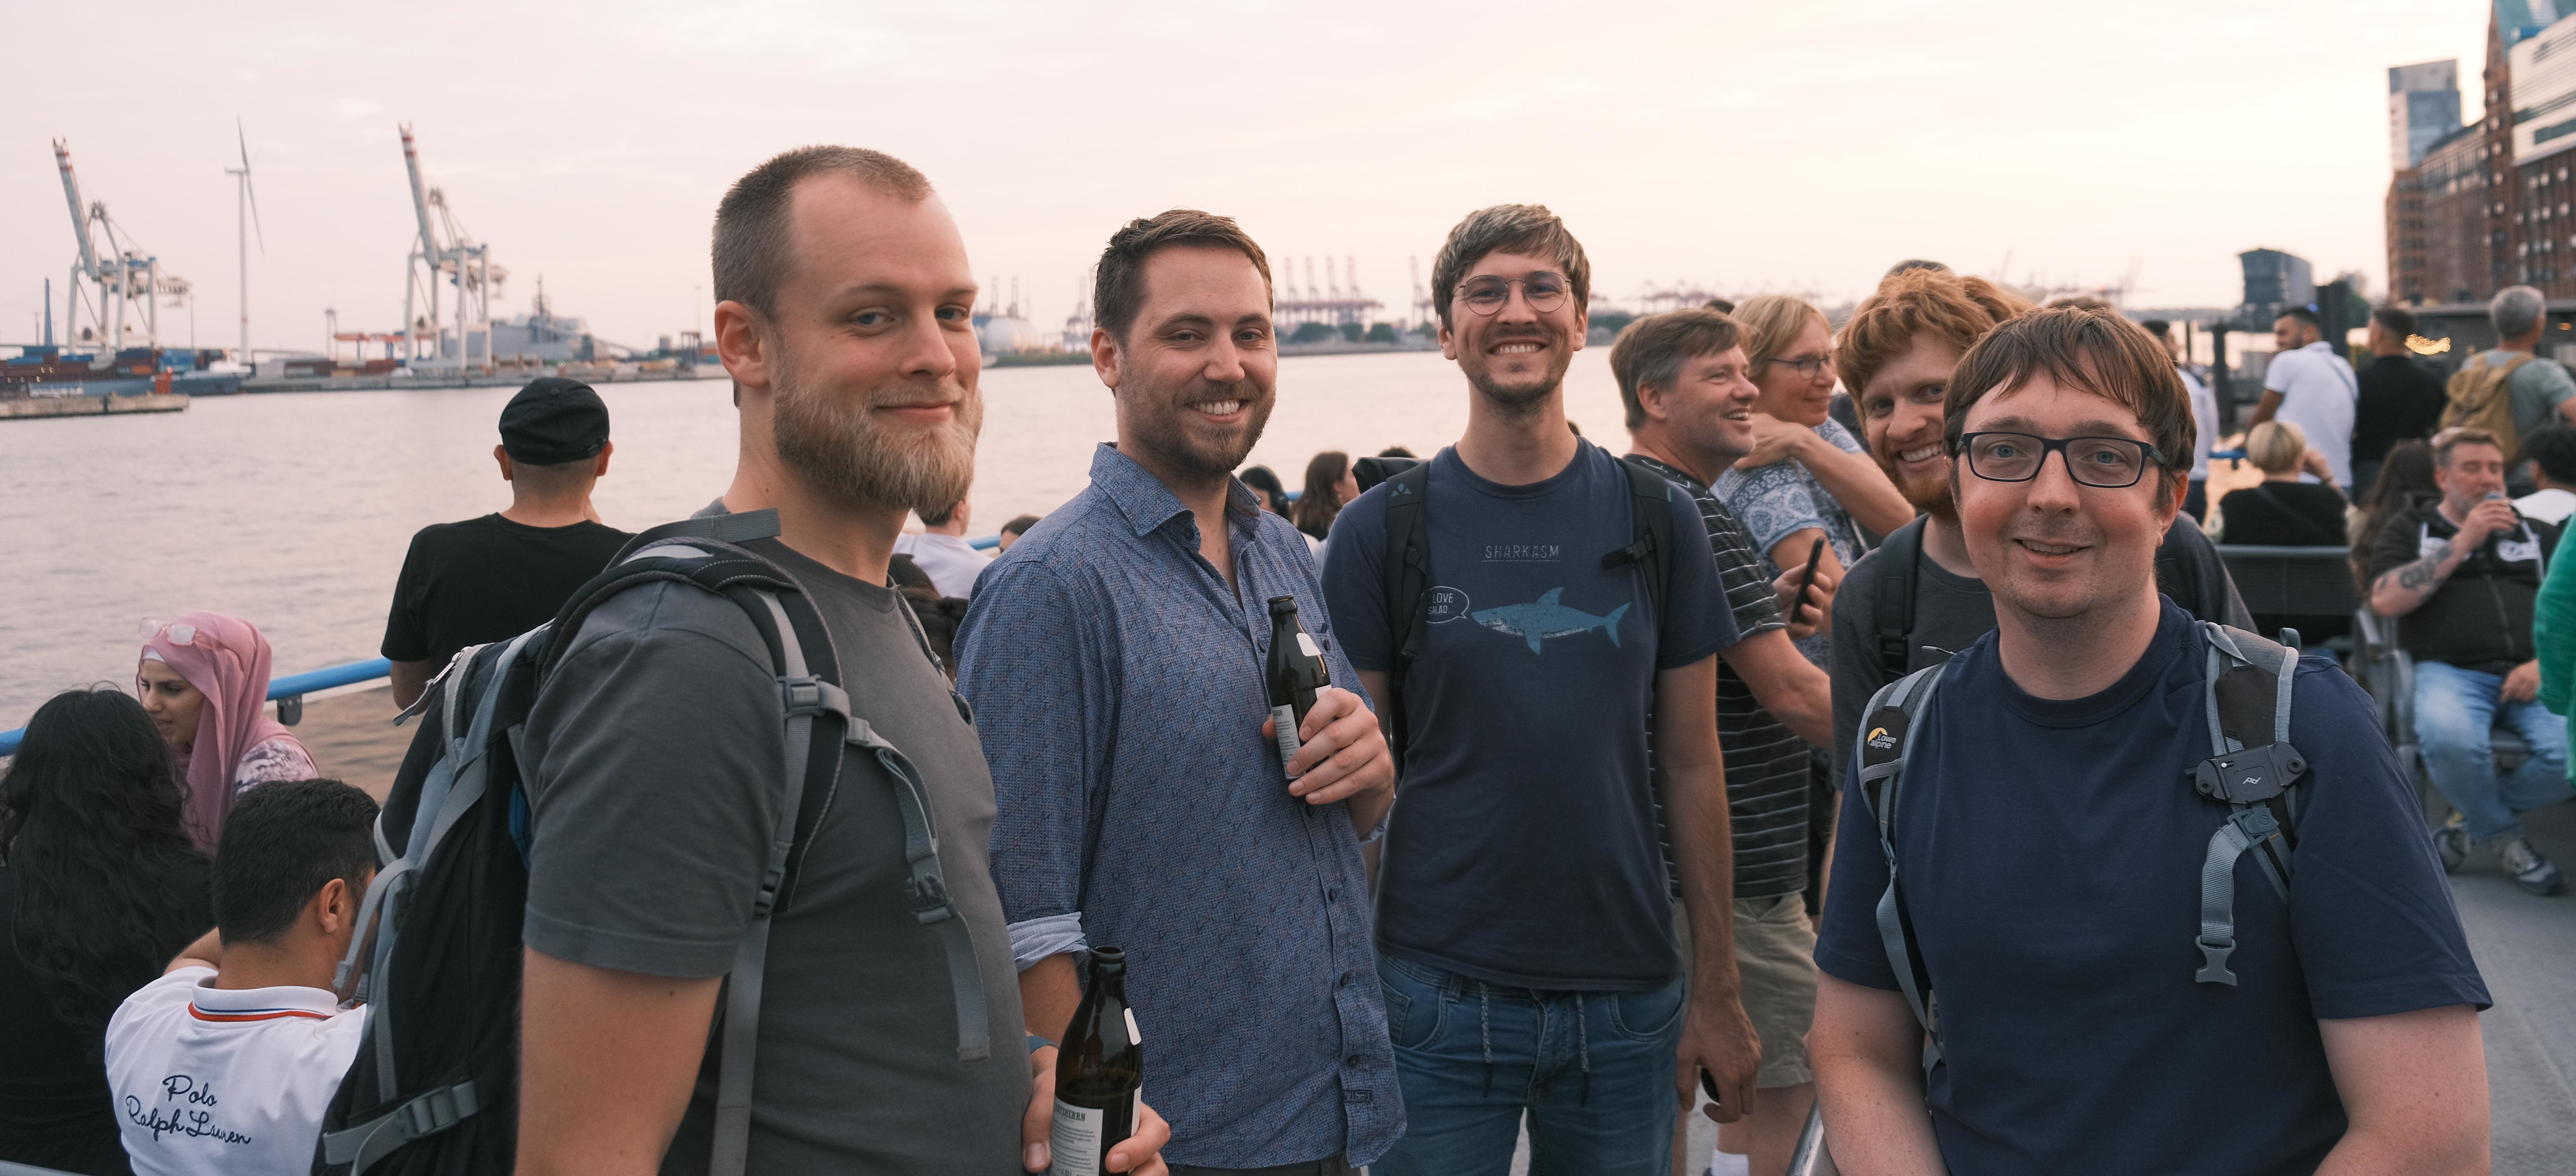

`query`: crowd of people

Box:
[0,141,2562,1176]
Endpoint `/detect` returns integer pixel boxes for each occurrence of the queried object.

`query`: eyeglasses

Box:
[1955,432,2171,488]
[1457,274,1570,316]
[1765,354,1833,378]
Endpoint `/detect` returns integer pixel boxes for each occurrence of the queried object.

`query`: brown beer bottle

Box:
[1266,595,1331,778]
[1051,946,1142,1176]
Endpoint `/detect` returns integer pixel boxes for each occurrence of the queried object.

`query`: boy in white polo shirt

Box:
[106,779,378,1175]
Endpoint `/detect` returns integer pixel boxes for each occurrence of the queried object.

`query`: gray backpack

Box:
[314,509,990,1176]
[1853,621,2309,1078]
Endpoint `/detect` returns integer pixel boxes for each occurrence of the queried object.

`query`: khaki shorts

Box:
[1675,893,1817,1088]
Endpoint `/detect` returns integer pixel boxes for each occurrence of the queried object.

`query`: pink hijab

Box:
[142,612,296,851]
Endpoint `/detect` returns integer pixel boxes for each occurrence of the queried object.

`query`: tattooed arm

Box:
[2370,537,2469,618]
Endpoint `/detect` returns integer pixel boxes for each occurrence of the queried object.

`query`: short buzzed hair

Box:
[1430,204,1591,332]
[1093,209,1274,344]
[214,780,379,946]
[2275,307,2323,335]
[1610,310,1742,430]
[2372,304,2417,338]
[713,146,934,321]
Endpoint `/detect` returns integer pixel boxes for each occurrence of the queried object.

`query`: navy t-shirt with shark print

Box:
[1322,440,1735,990]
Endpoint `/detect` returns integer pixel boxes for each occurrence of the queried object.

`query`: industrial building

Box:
[2387,2,2576,306]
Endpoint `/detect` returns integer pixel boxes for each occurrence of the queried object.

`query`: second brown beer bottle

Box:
[1050,946,1142,1176]
[1266,595,1331,778]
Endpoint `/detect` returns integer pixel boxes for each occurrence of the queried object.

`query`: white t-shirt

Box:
[891,532,994,599]
[105,967,367,1176]
[2183,365,2218,481]
[2262,341,2360,488]
[2517,486,2576,525]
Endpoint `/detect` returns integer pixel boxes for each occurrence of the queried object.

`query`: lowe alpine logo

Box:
[1866,727,1897,751]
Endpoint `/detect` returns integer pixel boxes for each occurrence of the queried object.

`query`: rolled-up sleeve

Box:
[955,561,1105,970]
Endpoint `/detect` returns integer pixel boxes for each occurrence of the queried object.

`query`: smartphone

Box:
[1789,535,1827,624]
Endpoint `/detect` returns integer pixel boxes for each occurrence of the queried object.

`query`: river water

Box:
[0,349,1636,727]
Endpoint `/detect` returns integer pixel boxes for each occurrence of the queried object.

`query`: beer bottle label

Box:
[1050,1092,1139,1176]
[1297,632,1321,659]
[1050,1098,1103,1176]
[1271,703,1302,777]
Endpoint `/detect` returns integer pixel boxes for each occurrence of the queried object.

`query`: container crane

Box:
[398,125,505,370]
[54,140,189,354]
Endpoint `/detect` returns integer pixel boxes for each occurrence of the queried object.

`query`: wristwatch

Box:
[1027,1034,1056,1056]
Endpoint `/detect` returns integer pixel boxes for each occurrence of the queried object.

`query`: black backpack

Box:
[1374,453,1677,769]
[312,509,990,1176]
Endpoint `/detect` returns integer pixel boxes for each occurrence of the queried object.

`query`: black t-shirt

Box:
[2352,354,2448,465]
[0,860,210,1174]
[381,514,632,669]
[2366,496,2559,673]
[2216,481,2349,547]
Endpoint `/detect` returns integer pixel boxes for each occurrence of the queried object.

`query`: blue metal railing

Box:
[0,657,393,757]
[1,528,1058,754]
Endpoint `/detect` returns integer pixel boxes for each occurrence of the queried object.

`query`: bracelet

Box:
[1027,1034,1056,1056]
[1357,808,1393,847]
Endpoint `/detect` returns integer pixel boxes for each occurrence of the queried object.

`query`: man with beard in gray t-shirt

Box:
[511,147,1171,1176]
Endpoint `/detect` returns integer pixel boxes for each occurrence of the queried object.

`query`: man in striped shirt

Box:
[1617,309,1836,1176]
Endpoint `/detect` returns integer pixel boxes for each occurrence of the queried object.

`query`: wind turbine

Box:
[225,119,264,361]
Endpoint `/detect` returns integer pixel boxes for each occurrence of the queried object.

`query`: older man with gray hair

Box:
[2443,285,2576,496]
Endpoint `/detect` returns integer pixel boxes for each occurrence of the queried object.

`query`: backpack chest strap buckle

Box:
[2191,742,2306,805]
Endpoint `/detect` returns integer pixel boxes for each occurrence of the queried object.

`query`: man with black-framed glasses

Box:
[1828,270,2252,795]
[1809,306,2490,1175]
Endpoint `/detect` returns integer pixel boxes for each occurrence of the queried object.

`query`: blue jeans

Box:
[2415,660,2573,842]
[1371,954,1683,1176]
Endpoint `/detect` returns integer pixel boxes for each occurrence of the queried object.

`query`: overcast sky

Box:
[4,1,2493,354]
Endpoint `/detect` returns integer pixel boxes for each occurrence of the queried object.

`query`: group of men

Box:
[106,141,2511,1176]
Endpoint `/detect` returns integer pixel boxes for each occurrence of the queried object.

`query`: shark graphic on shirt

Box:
[1471,588,1629,654]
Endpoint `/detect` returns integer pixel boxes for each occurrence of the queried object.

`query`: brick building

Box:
[2389,3,2576,306]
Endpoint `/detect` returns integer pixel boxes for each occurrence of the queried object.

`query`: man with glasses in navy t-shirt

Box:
[1810,306,2491,1174]
[1322,204,1752,1176]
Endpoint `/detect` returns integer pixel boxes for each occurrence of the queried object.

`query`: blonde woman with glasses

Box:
[1715,295,1911,665]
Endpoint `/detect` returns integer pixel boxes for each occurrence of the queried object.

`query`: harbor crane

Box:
[54,140,190,353]
[398,125,506,370]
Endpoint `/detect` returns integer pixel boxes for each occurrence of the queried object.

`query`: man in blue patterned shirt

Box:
[957,210,1400,1175]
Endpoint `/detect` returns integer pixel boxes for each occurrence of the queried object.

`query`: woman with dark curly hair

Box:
[0,689,213,1175]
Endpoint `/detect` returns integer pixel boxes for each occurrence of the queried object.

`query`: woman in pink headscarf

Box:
[135,612,315,850]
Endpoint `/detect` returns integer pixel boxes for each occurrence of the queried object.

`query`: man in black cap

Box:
[380,376,632,707]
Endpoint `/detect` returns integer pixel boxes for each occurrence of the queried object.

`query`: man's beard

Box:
[1123,376,1274,484]
[1461,326,1570,420]
[770,349,983,518]
[1899,460,1957,521]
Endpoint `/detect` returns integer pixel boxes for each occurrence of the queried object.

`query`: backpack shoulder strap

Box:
[1873,516,1928,679]
[2186,622,2309,986]
[1380,459,1433,773]
[521,534,989,1176]
[611,507,784,562]
[1608,456,1679,631]
[679,555,990,1176]
[1853,660,1951,1081]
